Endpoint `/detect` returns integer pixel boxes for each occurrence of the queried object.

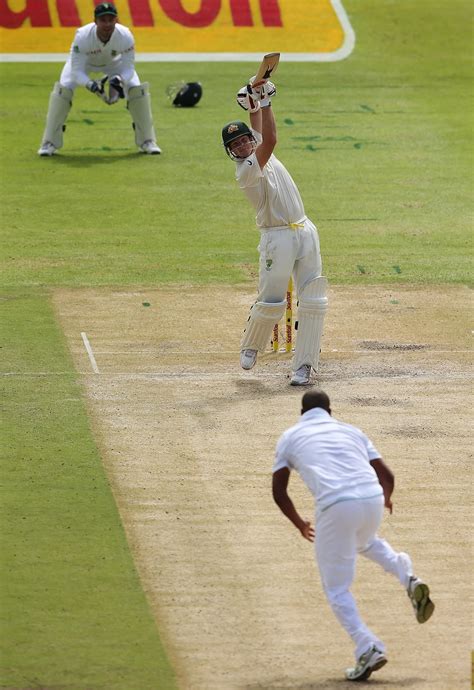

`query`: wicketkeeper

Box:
[38,2,161,156]
[222,77,328,386]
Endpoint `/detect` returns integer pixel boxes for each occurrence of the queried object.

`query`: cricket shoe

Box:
[345,645,387,681]
[38,141,57,156]
[407,576,435,623]
[290,364,312,386]
[240,349,257,370]
[141,140,162,154]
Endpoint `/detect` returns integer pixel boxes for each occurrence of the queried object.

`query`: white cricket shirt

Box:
[235,141,306,230]
[273,408,383,515]
[68,23,135,86]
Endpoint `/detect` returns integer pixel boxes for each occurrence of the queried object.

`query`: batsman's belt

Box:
[260,217,307,232]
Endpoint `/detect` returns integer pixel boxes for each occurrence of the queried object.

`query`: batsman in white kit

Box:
[221,63,328,386]
[272,390,435,681]
[38,2,161,157]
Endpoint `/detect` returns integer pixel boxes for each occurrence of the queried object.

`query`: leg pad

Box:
[293,276,328,371]
[40,82,73,150]
[241,300,286,352]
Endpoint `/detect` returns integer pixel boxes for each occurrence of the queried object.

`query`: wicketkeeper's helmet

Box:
[166,81,202,107]
[221,120,256,159]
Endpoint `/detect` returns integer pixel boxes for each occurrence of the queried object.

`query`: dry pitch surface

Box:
[53,285,472,690]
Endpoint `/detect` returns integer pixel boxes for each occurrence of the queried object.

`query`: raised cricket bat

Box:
[251,52,280,88]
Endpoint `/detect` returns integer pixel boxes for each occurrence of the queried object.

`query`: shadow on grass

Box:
[42,151,151,167]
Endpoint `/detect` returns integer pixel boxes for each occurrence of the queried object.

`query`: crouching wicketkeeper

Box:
[38,2,161,156]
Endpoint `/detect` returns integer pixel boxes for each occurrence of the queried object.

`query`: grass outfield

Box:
[0,3,472,287]
[1,292,177,690]
[0,0,472,688]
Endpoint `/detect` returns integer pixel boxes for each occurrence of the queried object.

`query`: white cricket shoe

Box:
[290,364,312,386]
[38,141,57,157]
[141,140,161,155]
[407,576,435,623]
[345,645,387,681]
[240,349,257,370]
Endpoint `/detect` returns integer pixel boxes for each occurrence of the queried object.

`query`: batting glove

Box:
[249,75,276,107]
[86,77,109,103]
[236,83,261,113]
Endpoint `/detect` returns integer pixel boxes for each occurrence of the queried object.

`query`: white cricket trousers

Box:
[315,496,413,660]
[256,218,322,303]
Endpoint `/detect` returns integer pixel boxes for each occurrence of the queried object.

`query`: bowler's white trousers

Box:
[315,496,413,659]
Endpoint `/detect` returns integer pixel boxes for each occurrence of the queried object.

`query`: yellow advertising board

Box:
[0,0,354,59]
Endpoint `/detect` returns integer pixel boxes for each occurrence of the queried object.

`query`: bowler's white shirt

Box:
[273,408,383,515]
[235,136,306,230]
[68,23,135,85]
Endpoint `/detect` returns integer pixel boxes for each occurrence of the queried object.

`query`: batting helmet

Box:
[166,81,202,107]
[221,121,256,159]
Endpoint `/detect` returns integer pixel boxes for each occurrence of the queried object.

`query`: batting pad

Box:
[241,299,286,352]
[293,276,328,371]
[40,82,73,149]
[127,83,156,147]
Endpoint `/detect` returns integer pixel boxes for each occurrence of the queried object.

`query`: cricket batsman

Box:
[38,2,161,156]
[221,71,328,386]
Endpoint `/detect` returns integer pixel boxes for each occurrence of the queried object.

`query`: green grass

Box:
[0,1,472,688]
[0,1,472,287]
[1,291,177,689]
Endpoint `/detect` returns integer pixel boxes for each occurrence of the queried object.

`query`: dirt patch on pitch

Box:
[53,285,472,690]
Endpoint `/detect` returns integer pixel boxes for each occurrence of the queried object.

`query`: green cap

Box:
[94,2,118,17]
[221,121,252,147]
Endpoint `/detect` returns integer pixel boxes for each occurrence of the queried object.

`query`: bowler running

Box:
[272,390,435,681]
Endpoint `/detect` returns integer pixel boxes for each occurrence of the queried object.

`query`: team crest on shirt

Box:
[266,259,273,271]
[111,50,117,56]
[73,45,79,53]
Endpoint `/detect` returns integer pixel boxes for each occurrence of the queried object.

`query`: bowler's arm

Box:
[272,468,315,542]
[370,458,394,513]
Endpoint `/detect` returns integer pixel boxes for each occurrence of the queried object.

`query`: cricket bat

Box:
[251,52,280,88]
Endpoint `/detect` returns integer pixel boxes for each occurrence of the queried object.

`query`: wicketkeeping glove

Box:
[86,77,109,103]
[108,75,125,105]
[236,83,261,113]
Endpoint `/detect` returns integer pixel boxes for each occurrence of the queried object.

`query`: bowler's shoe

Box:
[407,576,435,623]
[345,645,387,681]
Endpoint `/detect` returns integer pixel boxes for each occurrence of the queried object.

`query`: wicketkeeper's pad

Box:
[293,276,328,372]
[40,82,73,149]
[241,299,286,352]
[127,83,157,147]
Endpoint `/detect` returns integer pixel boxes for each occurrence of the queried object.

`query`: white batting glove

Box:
[249,75,276,107]
[236,83,261,113]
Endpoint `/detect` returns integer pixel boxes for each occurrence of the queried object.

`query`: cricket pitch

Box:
[53,284,472,689]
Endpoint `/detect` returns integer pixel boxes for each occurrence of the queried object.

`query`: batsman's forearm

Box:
[249,108,262,134]
[261,104,277,145]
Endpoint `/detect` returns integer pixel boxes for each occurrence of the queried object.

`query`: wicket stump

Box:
[272,278,293,353]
